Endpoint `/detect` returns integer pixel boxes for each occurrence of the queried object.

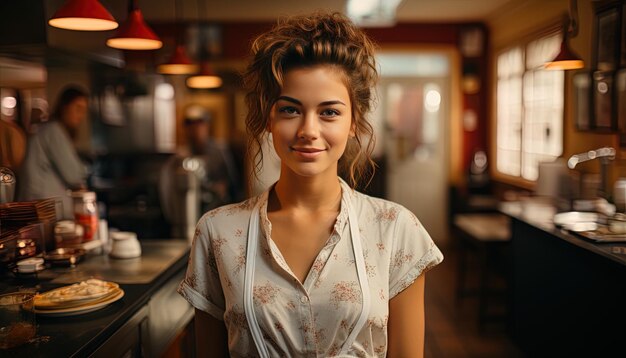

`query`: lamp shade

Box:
[187,63,222,89]
[545,38,584,70]
[106,8,162,50]
[157,45,198,75]
[49,0,118,31]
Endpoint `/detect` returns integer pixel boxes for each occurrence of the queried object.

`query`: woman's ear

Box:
[349,121,356,138]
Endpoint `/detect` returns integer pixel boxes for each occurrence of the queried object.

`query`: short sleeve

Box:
[177,217,226,320]
[389,208,444,299]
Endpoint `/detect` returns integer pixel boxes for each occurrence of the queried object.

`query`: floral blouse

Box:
[178,178,444,357]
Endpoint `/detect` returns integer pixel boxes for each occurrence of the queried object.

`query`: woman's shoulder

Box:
[352,190,414,222]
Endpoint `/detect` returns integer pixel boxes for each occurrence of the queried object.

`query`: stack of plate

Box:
[34,279,124,316]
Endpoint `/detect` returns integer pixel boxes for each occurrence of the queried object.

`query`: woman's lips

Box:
[291,147,325,159]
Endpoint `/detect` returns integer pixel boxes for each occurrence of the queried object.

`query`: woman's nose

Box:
[297,113,320,139]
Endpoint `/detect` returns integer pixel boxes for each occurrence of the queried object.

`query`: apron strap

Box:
[340,197,371,355]
[244,200,271,358]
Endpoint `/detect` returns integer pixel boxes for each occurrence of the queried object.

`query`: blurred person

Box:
[178,12,443,357]
[159,106,239,239]
[0,116,26,171]
[0,90,27,171]
[17,86,88,218]
[183,106,239,211]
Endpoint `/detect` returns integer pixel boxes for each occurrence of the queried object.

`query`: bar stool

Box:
[453,213,511,329]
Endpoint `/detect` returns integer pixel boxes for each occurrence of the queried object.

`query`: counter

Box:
[500,202,626,357]
[1,240,192,357]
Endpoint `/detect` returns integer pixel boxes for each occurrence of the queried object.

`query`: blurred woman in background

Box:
[18,86,88,218]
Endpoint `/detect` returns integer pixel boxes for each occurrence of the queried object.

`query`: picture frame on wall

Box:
[593,2,621,72]
[573,71,591,131]
[592,70,617,131]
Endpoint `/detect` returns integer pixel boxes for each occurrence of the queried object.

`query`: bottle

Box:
[72,191,99,242]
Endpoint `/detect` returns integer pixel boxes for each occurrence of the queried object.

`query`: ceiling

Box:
[133,0,520,23]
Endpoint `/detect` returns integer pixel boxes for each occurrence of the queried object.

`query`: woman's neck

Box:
[270,170,342,213]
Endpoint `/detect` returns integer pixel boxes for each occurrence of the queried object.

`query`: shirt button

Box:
[300,296,308,304]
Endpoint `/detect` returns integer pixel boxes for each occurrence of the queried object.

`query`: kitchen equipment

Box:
[109,231,141,259]
[0,292,36,349]
[0,167,16,204]
[43,248,85,266]
[16,257,44,273]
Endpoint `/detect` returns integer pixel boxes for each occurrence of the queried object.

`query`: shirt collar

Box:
[257,177,354,245]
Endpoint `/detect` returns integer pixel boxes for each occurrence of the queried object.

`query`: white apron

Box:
[244,196,371,357]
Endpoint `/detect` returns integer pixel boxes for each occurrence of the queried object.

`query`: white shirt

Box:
[178,178,444,357]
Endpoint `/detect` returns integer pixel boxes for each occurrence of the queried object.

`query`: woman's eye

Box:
[321,109,340,117]
[278,106,299,115]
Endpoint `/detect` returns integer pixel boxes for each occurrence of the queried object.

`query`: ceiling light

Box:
[106,0,162,50]
[545,0,584,70]
[186,62,222,89]
[347,0,402,27]
[157,0,196,75]
[158,45,198,74]
[49,0,118,31]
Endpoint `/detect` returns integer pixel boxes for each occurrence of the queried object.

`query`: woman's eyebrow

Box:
[276,96,346,107]
[276,96,301,105]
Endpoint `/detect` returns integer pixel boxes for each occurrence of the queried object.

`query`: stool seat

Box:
[454,213,510,242]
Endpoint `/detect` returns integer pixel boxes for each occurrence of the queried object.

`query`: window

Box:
[496,32,564,181]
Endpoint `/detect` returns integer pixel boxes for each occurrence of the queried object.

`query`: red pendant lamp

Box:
[158,44,198,75]
[48,0,118,31]
[545,0,584,70]
[107,0,162,50]
[187,62,222,89]
[157,0,197,75]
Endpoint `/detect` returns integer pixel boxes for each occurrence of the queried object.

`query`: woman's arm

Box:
[387,273,426,358]
[194,308,229,357]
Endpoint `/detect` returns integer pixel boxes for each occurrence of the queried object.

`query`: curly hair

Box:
[243,11,379,189]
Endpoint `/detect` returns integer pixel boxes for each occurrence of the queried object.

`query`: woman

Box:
[18,86,88,218]
[178,12,443,357]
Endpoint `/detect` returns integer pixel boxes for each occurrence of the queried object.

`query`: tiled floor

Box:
[424,241,525,358]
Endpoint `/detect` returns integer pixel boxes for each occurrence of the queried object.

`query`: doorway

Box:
[373,52,452,244]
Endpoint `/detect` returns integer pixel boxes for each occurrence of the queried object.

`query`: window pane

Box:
[526,33,561,69]
[496,75,523,176]
[496,32,564,181]
[497,47,524,77]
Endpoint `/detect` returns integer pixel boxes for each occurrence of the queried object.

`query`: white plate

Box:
[34,290,124,317]
[553,212,599,227]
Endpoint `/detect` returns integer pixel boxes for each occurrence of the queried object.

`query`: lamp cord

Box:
[568,0,579,38]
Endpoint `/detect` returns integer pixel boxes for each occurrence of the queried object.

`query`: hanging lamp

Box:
[186,62,222,89]
[186,0,221,88]
[48,0,118,31]
[158,45,198,74]
[106,0,162,50]
[157,0,197,74]
[545,0,584,70]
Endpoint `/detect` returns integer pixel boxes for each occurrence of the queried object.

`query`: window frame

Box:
[491,22,565,189]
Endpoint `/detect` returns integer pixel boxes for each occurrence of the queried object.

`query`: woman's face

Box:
[62,96,88,129]
[269,65,354,179]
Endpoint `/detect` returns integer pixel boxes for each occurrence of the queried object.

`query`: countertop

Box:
[0,239,190,357]
[500,201,626,267]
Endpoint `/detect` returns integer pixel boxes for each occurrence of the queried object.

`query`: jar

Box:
[72,191,99,242]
